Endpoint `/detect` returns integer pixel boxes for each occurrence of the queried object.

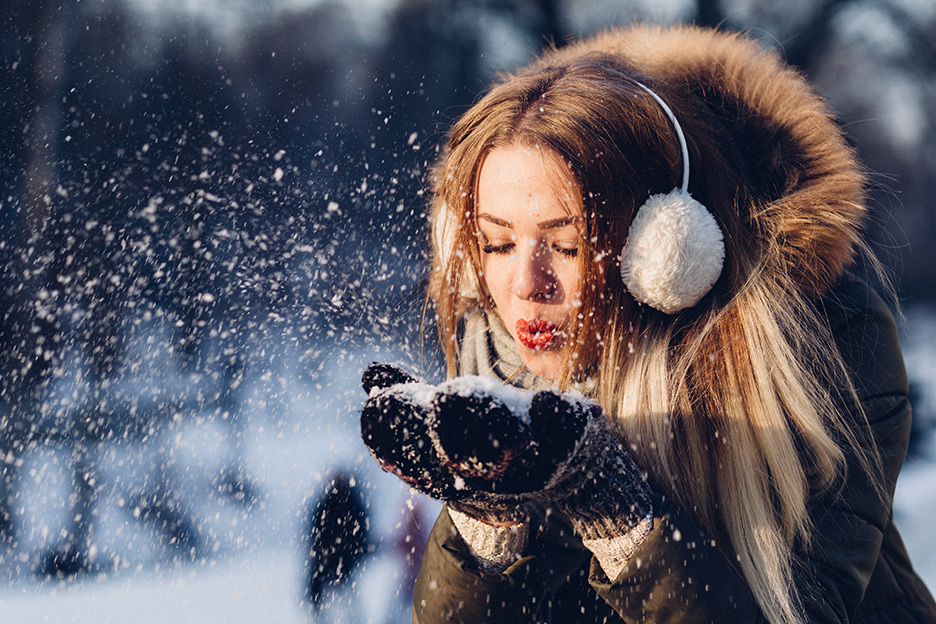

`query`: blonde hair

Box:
[427,25,884,624]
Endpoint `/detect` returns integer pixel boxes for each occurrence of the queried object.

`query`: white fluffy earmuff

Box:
[619,83,725,314]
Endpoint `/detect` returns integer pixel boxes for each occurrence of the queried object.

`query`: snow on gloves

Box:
[360,362,653,541]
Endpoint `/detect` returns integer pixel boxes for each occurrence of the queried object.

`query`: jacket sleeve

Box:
[587,488,762,621]
[589,277,911,623]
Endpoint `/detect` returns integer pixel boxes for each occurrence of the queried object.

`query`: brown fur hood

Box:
[539,24,868,297]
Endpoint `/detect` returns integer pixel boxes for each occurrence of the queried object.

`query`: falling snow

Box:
[3,0,936,621]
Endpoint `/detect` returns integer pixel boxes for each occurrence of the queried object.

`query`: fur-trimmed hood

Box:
[538,24,867,298]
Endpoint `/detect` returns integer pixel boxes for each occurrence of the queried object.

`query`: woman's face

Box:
[475,144,584,380]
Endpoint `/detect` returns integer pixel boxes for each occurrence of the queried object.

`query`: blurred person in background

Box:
[303,472,371,621]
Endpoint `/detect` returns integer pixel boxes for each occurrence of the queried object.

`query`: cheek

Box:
[556,261,583,299]
[480,255,510,302]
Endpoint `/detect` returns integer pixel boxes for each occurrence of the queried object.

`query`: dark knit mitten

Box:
[359,364,523,524]
[528,392,653,542]
[360,364,457,500]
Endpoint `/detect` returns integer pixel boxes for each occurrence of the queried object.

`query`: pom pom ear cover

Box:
[619,189,725,314]
[618,81,725,314]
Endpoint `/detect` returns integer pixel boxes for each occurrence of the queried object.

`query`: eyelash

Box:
[480,243,579,258]
[481,243,512,255]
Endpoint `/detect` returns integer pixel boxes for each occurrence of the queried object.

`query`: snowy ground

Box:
[0,308,935,623]
[0,550,313,624]
[0,381,440,624]
[0,331,441,624]
[2,474,933,624]
[0,545,425,624]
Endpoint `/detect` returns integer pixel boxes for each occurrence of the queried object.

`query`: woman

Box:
[360,23,936,623]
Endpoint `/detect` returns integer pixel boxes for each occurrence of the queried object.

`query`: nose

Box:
[511,238,559,301]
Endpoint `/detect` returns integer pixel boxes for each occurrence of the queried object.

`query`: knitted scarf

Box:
[458,307,598,395]
[458,307,559,392]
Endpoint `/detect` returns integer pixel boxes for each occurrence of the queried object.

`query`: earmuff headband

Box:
[634,82,690,193]
[618,82,726,314]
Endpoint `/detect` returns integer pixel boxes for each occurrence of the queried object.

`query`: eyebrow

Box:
[477,213,578,230]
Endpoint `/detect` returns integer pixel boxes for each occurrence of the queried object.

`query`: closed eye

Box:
[553,244,578,258]
[482,242,577,257]
[481,243,515,255]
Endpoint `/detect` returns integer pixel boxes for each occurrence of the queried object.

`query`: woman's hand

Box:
[360,363,653,539]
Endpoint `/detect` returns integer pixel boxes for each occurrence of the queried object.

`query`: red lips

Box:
[516,318,560,350]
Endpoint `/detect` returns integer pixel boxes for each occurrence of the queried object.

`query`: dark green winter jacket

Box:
[411,277,936,623]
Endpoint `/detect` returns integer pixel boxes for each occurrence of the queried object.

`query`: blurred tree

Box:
[0,0,72,552]
[20,0,66,237]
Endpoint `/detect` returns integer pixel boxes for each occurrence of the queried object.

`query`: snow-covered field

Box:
[0,330,441,623]
[0,308,934,623]
[2,475,935,624]
[0,366,440,623]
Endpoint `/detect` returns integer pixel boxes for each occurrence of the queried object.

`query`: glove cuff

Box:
[570,508,653,542]
[448,499,528,527]
[581,513,654,579]
[447,504,530,573]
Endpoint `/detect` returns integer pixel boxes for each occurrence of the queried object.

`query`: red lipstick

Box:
[516,319,560,350]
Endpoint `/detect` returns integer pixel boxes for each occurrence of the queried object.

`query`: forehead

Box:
[476,145,581,221]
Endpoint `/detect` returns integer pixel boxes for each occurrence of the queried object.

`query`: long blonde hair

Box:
[427,24,884,624]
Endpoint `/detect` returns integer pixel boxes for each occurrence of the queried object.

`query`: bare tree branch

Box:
[871,0,936,73]
[530,0,566,47]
